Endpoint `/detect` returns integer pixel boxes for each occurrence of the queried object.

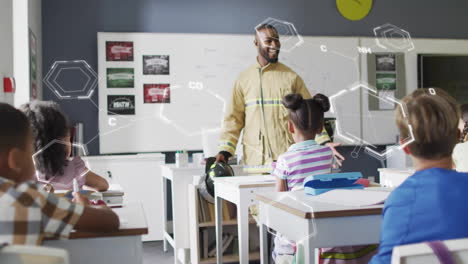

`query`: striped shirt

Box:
[272,140,333,191]
[0,176,84,245]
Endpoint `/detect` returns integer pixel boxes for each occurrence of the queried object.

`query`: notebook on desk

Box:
[317,189,391,207]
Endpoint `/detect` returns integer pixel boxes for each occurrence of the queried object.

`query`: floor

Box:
[143,241,262,264]
[143,241,174,264]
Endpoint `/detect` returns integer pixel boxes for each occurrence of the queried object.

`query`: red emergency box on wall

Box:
[3,77,15,93]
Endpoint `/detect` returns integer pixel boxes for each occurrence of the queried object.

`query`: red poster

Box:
[106,41,134,61]
[144,84,170,103]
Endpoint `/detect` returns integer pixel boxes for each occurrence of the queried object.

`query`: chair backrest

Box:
[0,244,69,264]
[392,238,468,264]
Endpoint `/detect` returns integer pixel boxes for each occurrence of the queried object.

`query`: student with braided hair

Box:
[20,101,109,191]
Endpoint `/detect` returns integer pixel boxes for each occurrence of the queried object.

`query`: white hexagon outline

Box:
[43,60,97,100]
[329,83,415,160]
[255,17,304,53]
[375,24,414,51]
[376,25,409,50]
[159,83,226,137]
[32,139,91,178]
[52,67,92,93]
[382,31,412,51]
[373,23,415,52]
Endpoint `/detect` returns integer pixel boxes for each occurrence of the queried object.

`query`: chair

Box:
[0,244,69,264]
[392,238,468,264]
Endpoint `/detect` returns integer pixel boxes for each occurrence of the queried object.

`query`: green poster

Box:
[107,68,134,88]
[376,73,396,90]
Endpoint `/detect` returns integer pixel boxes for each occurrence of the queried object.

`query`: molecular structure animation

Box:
[159,82,226,137]
[374,23,415,52]
[43,60,98,100]
[42,21,418,161]
[330,83,415,161]
[255,17,304,53]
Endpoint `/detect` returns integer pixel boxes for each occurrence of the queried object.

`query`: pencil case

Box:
[303,172,364,196]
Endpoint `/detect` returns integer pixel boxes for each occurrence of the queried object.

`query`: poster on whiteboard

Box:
[143,84,170,103]
[107,68,135,88]
[143,55,170,75]
[107,95,135,115]
[106,41,134,61]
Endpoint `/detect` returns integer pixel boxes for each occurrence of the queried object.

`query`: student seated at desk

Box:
[272,94,376,264]
[370,89,468,264]
[20,101,109,191]
[453,103,468,172]
[0,103,119,245]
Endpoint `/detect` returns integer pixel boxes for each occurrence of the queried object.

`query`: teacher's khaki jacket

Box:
[219,61,331,166]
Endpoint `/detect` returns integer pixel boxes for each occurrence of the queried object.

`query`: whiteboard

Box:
[98,33,360,154]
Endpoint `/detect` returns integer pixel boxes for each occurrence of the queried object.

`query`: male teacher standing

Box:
[216,23,344,167]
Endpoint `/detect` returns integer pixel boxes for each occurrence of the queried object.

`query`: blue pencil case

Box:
[303,172,364,196]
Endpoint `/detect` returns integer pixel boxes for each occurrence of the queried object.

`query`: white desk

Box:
[214,175,275,264]
[161,164,244,264]
[53,183,124,207]
[44,203,148,264]
[84,153,165,241]
[102,183,125,207]
[256,191,384,264]
[378,168,414,188]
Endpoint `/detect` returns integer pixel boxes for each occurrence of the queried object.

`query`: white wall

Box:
[0,0,14,104]
[13,0,29,107]
[13,0,41,106]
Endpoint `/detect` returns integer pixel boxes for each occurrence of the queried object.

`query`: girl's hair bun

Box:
[312,93,330,112]
[282,93,304,111]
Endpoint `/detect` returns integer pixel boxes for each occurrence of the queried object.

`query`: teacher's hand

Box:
[325,142,345,168]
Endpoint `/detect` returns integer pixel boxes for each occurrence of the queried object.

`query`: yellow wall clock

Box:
[336,0,373,21]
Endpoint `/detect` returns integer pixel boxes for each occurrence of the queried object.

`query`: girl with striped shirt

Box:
[273,93,333,195]
[272,93,376,264]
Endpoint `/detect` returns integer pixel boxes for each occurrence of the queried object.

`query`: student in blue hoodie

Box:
[370,88,468,264]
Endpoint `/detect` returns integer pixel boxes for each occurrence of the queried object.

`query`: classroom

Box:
[1,0,468,263]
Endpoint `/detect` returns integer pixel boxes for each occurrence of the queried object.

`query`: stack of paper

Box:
[102,184,124,205]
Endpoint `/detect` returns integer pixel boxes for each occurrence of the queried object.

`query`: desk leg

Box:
[171,181,179,264]
[238,202,249,264]
[302,238,317,264]
[259,223,268,264]
[162,177,168,252]
[215,196,223,264]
